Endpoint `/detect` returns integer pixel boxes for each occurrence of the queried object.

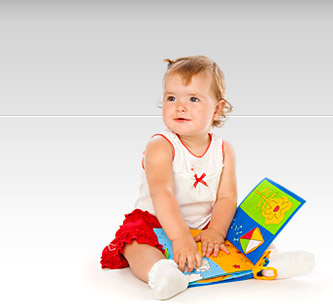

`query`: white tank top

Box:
[135,129,224,229]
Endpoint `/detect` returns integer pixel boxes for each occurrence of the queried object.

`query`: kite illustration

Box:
[240,227,264,254]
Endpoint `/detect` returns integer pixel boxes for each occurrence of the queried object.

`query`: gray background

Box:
[0,1,332,303]
[0,0,332,116]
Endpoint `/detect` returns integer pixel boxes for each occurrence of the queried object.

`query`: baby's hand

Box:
[172,233,202,273]
[194,228,230,258]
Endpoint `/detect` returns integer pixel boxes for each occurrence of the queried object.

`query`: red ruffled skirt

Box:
[100,209,165,269]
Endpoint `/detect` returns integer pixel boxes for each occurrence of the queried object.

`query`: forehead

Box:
[165,72,213,93]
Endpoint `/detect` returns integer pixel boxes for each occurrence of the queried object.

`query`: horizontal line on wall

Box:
[1,115,333,118]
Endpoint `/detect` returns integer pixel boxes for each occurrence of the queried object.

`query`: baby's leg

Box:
[123,241,165,282]
[123,241,188,300]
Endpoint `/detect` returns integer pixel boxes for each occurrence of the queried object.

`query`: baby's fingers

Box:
[201,240,208,256]
[186,255,196,273]
[178,255,187,272]
[195,251,202,268]
[174,252,180,265]
[205,242,215,258]
[220,243,230,254]
[178,254,186,272]
[213,243,222,257]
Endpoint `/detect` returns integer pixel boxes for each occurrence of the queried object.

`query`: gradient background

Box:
[0,1,332,303]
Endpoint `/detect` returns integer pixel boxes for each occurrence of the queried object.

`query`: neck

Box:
[176,133,211,156]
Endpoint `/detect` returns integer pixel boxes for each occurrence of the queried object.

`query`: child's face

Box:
[163,72,223,138]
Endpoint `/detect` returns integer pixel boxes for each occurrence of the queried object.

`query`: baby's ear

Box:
[213,100,225,120]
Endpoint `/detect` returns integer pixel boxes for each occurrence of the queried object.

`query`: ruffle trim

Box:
[100,209,164,269]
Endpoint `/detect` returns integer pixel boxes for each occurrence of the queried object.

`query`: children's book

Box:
[154,178,306,287]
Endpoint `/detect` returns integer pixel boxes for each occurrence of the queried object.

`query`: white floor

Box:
[0,117,332,303]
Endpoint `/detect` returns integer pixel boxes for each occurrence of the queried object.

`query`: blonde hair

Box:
[163,55,232,127]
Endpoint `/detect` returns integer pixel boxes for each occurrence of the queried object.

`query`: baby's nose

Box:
[176,100,188,112]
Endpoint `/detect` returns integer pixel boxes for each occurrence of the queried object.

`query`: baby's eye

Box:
[166,96,176,102]
[189,97,199,102]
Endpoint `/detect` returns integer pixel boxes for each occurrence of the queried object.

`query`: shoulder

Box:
[222,140,236,166]
[212,133,236,161]
[222,140,235,155]
[145,134,175,164]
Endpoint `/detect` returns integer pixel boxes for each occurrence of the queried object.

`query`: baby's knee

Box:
[123,240,140,256]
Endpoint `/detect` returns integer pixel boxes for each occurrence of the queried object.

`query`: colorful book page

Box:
[190,270,254,287]
[154,228,255,286]
[153,178,305,286]
[227,178,306,264]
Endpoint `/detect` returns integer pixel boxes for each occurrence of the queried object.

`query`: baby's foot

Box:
[262,249,315,279]
[148,259,188,300]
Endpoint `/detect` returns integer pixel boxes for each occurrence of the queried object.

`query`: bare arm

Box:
[209,140,237,237]
[144,136,201,271]
[145,136,189,239]
[194,140,237,257]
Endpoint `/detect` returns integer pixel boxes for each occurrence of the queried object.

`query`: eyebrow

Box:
[164,91,203,97]
[188,92,203,97]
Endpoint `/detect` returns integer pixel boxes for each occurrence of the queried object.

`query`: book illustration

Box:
[227,178,305,265]
[255,188,293,225]
[154,228,255,286]
[154,178,306,286]
[240,227,264,254]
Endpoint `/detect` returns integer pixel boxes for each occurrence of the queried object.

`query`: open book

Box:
[154,178,306,287]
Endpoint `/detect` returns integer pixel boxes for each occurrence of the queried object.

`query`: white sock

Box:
[262,249,315,279]
[148,259,188,300]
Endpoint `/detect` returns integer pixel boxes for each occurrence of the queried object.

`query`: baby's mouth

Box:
[175,118,191,122]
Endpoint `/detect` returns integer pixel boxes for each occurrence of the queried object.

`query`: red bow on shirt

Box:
[193,173,208,188]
